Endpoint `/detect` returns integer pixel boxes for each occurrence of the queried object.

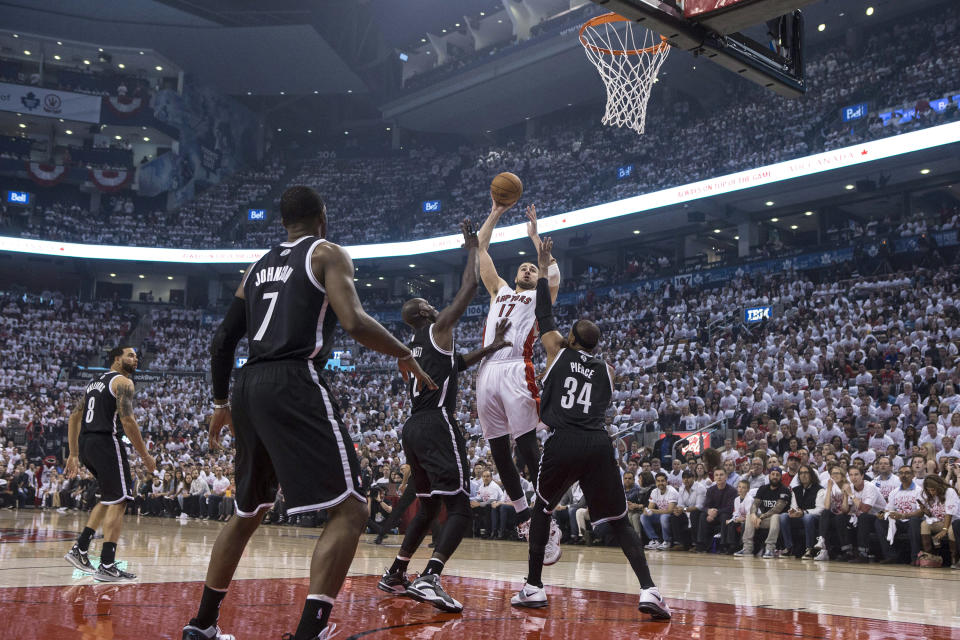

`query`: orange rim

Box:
[579,12,669,56]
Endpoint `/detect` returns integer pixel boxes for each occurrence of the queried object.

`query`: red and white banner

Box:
[89,168,133,192]
[105,95,144,116]
[26,162,68,186]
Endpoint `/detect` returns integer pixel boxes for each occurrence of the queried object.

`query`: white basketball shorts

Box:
[476,359,541,440]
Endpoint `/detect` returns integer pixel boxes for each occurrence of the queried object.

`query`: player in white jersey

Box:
[475,198,561,560]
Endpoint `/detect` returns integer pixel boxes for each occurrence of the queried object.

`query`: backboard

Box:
[588,0,815,97]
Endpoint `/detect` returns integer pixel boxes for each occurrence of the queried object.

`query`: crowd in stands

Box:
[2,7,958,251]
[2,227,960,569]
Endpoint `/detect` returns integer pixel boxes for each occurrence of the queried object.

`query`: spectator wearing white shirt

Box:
[846,466,887,561]
[918,475,958,567]
[641,473,679,550]
[877,465,923,563]
[670,471,705,550]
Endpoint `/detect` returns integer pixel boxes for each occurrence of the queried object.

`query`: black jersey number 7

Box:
[253,292,280,342]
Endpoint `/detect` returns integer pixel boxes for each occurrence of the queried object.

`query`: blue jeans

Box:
[491,504,515,535]
[779,512,820,550]
[641,513,672,543]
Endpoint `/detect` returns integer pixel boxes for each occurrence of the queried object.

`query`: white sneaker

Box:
[181,623,236,639]
[544,519,562,566]
[644,540,660,550]
[511,582,548,609]
[517,519,530,541]
[657,540,671,550]
[733,548,747,557]
[638,587,671,620]
[761,549,775,559]
[814,549,829,561]
[814,536,825,550]
[316,623,338,640]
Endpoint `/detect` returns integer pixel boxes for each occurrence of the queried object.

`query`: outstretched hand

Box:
[525,204,539,243]
[460,218,478,250]
[399,356,438,390]
[491,319,513,351]
[537,236,553,272]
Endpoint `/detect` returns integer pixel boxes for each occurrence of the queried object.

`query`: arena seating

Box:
[2,7,958,249]
[3,214,958,568]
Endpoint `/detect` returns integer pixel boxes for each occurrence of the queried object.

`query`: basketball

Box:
[490,172,523,206]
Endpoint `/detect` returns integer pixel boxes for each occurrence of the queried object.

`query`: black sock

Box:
[611,519,656,589]
[101,541,117,566]
[192,586,228,629]
[77,527,95,552]
[526,506,550,588]
[423,558,444,576]
[295,596,333,640]
[389,555,410,574]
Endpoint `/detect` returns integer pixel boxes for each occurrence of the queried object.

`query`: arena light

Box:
[65,129,72,135]
[818,23,826,32]
[138,274,145,279]
[3,121,960,264]
[712,229,720,234]
[109,273,116,277]
[633,229,640,234]
[790,225,799,230]
[845,184,855,190]
[53,55,61,60]
[866,6,874,15]
[83,59,90,65]
[429,278,436,283]
[920,168,931,174]
[57,41,62,45]
[765,201,774,206]
[155,65,163,71]
[118,63,125,69]
[733,235,740,240]
[770,217,779,222]
[518,250,526,255]
[143,137,150,142]
[167,275,173,280]
[23,50,31,56]
[18,123,25,129]
[804,210,814,216]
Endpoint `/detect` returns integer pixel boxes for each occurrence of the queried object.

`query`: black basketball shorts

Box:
[536,428,628,525]
[401,408,470,498]
[79,432,133,504]
[231,361,365,518]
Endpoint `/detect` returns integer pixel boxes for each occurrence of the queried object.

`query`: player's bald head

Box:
[401,298,427,326]
[570,319,600,352]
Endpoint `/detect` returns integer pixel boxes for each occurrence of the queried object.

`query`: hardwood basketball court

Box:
[2,510,957,639]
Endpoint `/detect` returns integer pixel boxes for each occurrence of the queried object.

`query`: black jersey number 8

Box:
[560,377,593,413]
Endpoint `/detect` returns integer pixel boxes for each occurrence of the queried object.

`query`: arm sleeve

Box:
[210,296,247,400]
[535,277,558,334]
[547,262,561,287]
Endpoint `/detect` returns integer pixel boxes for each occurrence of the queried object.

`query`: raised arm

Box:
[526,205,559,303]
[477,197,513,250]
[434,220,481,348]
[534,237,565,365]
[477,198,511,297]
[115,377,156,473]
[314,241,436,390]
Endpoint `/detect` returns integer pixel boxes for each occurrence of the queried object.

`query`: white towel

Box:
[886,517,898,545]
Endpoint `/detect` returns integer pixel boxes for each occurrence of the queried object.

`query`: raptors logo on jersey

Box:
[482,285,538,363]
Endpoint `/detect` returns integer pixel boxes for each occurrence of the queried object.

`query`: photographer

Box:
[367,485,393,536]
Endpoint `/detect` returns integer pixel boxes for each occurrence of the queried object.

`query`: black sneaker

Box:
[406,574,463,613]
[64,544,95,573]
[94,563,137,582]
[182,623,236,639]
[377,568,411,595]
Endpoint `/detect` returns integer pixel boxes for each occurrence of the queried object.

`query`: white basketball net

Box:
[580,15,670,135]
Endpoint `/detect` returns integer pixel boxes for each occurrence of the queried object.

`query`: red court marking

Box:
[0,575,953,639]
[0,527,77,543]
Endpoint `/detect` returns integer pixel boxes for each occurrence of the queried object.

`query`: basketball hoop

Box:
[579,13,670,135]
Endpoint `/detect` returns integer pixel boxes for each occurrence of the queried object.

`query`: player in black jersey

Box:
[377,220,513,613]
[183,187,435,640]
[510,238,671,620]
[63,346,156,582]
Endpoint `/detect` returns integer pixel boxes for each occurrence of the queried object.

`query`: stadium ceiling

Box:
[0,0,368,96]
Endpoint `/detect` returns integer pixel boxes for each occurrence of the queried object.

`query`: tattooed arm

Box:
[115,376,156,473]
